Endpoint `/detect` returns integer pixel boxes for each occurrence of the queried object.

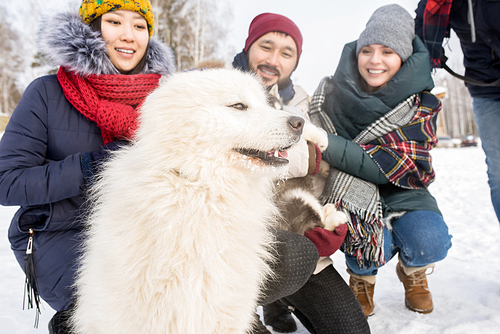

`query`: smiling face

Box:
[357,44,402,93]
[100,10,149,74]
[246,32,298,89]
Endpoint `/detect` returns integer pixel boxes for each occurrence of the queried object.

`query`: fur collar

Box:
[37,11,176,76]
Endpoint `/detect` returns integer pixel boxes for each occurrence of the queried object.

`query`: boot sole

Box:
[270,326,298,333]
[405,300,433,314]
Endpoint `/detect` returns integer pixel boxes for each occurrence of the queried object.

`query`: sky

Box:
[2,145,500,333]
[6,0,465,96]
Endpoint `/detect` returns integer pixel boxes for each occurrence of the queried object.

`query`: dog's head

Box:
[136,69,304,175]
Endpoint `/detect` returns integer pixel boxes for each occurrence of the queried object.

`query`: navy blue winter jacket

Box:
[0,75,103,310]
[415,0,500,98]
[0,74,104,230]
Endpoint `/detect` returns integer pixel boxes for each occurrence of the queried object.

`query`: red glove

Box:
[304,224,348,257]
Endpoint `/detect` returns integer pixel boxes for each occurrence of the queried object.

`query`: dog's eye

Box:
[229,103,248,111]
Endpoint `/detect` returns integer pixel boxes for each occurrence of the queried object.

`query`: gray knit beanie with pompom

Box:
[356,4,415,62]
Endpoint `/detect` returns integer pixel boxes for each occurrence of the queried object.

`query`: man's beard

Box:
[249,64,289,90]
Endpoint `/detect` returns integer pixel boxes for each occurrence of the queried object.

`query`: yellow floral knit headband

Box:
[79,0,154,38]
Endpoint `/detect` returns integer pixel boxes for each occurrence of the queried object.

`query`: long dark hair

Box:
[89,16,150,75]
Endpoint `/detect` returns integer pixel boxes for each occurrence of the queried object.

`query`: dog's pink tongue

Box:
[278,150,288,159]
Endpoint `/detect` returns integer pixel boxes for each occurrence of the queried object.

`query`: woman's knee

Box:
[393,210,452,266]
[275,229,319,278]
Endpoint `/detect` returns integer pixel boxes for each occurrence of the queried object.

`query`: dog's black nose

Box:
[288,116,304,136]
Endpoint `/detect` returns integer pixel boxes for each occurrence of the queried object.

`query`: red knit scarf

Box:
[57,66,161,144]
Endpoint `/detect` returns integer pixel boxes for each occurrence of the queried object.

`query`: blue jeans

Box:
[472,97,500,223]
[346,210,452,276]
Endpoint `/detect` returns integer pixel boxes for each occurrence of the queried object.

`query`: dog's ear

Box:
[266,84,283,110]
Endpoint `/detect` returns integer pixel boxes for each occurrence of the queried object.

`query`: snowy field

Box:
[1,146,500,333]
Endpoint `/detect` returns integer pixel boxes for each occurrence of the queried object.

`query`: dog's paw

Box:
[323,204,348,231]
[302,122,328,152]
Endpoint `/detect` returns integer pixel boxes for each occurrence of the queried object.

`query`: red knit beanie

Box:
[244,13,303,66]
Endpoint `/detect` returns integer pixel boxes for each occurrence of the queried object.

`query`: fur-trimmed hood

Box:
[37,11,176,76]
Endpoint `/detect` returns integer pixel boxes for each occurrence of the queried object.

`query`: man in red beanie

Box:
[234,15,309,332]
[233,13,370,334]
[233,12,312,194]
[232,12,309,114]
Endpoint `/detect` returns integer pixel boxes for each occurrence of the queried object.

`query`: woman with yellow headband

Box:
[0,1,175,332]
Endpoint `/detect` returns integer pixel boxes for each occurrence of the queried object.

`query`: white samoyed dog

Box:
[71,69,304,334]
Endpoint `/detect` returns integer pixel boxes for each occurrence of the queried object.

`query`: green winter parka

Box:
[318,37,442,218]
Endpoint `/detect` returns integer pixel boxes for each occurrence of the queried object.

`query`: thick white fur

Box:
[72,69,303,334]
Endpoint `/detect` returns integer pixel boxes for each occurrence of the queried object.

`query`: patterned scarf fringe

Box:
[345,211,385,269]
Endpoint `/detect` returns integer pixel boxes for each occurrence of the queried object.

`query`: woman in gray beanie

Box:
[308,4,452,317]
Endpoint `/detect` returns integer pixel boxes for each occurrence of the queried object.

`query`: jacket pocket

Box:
[15,204,53,233]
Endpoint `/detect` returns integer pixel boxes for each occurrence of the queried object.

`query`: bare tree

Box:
[431,35,479,140]
[151,0,231,70]
[194,0,201,65]
[433,69,477,139]
[0,10,24,116]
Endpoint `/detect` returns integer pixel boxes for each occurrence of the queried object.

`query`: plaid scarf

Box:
[309,77,439,268]
[57,66,161,144]
[422,0,453,68]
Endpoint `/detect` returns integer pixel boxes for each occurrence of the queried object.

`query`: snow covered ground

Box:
[1,146,500,333]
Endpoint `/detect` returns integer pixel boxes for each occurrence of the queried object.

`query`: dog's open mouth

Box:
[235,147,290,166]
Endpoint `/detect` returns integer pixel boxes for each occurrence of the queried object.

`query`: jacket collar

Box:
[37,11,176,76]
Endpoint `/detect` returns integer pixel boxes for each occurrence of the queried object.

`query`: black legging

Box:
[260,229,370,334]
[283,265,371,334]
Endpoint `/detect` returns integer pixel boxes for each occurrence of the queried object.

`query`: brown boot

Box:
[396,261,434,314]
[348,271,375,317]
